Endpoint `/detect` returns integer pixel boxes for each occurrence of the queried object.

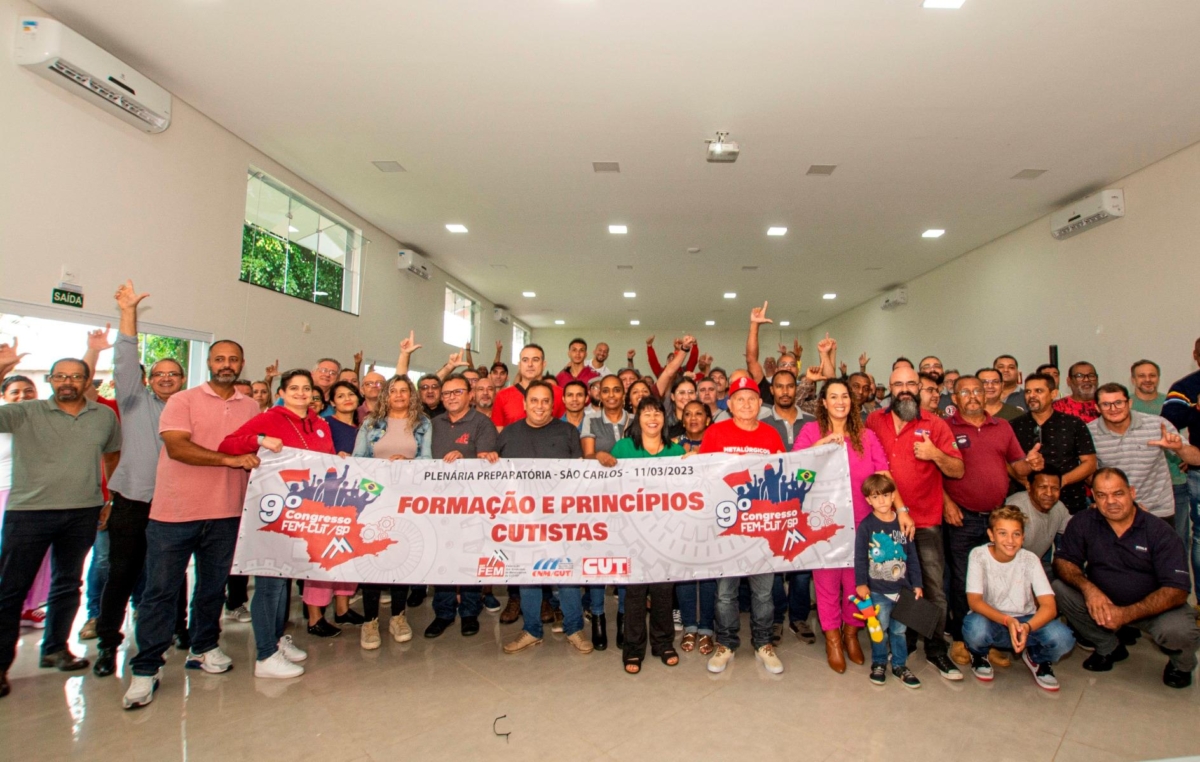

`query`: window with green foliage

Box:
[241,170,363,314]
[139,333,190,378]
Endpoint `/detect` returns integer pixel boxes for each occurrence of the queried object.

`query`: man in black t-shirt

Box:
[1009,374,1096,514]
[497,383,589,656]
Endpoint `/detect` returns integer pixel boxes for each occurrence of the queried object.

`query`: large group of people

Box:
[2,284,1199,706]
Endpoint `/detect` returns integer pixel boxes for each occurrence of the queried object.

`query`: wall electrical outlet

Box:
[61,265,79,284]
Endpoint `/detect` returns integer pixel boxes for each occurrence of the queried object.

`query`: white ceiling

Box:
[34,0,1200,330]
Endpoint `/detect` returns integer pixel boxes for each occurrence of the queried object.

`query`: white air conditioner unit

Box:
[397,249,431,280]
[492,308,512,326]
[1051,189,1124,240]
[880,287,908,311]
[14,17,172,133]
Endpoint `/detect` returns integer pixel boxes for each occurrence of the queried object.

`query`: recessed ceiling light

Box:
[617,265,633,270]
[371,160,406,173]
[767,227,787,236]
[522,291,536,298]
[592,162,620,173]
[446,224,468,233]
[1011,169,1048,180]
[705,320,715,326]
[922,229,945,238]
[490,264,508,270]
[288,226,299,233]
[823,293,837,300]
[554,319,565,325]
[724,292,737,299]
[806,164,837,176]
[609,224,628,234]
[780,321,791,327]
[687,247,701,254]
[623,292,636,298]
[630,320,640,326]
[922,0,965,8]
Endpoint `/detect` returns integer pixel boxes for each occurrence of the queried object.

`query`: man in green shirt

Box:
[0,354,121,698]
[1130,359,1189,539]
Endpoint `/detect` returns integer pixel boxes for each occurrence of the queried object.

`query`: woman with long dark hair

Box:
[604,396,686,673]
[352,375,431,650]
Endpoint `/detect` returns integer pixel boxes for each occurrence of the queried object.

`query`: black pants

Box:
[97,494,189,651]
[362,585,408,620]
[225,574,249,610]
[945,510,991,641]
[623,583,675,660]
[0,506,100,672]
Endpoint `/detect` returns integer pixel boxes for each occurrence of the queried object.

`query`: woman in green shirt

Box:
[608,397,685,673]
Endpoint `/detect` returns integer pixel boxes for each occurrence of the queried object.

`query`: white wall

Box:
[806,141,1200,388]
[0,0,506,378]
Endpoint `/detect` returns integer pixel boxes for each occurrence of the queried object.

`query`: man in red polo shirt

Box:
[942,375,1041,667]
[555,338,600,388]
[866,365,964,680]
[492,344,565,430]
[699,376,787,676]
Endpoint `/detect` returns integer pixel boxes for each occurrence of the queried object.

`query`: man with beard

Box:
[1053,361,1100,422]
[942,375,1039,667]
[1009,373,1096,514]
[977,368,1023,421]
[994,354,1027,411]
[123,340,259,709]
[472,375,496,418]
[866,366,965,680]
[1131,360,1190,541]
[0,354,121,698]
[588,342,613,378]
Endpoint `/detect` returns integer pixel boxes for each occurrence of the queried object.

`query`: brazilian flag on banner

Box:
[795,469,816,483]
[359,478,384,496]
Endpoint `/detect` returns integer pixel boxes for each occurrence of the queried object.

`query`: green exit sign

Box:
[52,287,83,309]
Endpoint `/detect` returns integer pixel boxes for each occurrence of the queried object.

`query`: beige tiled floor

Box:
[4,599,1200,762]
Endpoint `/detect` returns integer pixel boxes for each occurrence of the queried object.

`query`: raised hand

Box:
[859,352,869,370]
[0,337,30,370]
[645,335,655,347]
[778,343,788,355]
[673,338,683,352]
[1148,423,1184,451]
[353,350,364,367]
[679,335,696,352]
[87,323,113,352]
[793,340,803,360]
[817,332,835,356]
[839,361,848,377]
[750,301,772,325]
[399,330,422,356]
[448,351,469,368]
[804,366,823,383]
[114,280,150,311]
[627,348,636,361]
[1025,442,1044,471]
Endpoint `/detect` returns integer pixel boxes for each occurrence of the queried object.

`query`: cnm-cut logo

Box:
[581,557,630,576]
[532,557,574,578]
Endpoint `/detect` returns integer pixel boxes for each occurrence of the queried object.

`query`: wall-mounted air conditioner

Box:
[14,17,172,133]
[1051,189,1124,240]
[492,308,512,325]
[397,250,431,280]
[881,287,908,311]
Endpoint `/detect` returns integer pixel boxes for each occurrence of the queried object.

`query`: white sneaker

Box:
[255,650,304,679]
[122,670,161,710]
[224,605,252,623]
[277,635,307,663]
[673,609,683,632]
[389,613,413,643]
[707,644,735,673]
[756,644,784,674]
[185,647,232,674]
[361,619,382,650]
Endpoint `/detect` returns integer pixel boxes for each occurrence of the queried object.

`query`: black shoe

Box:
[616,612,625,649]
[592,614,608,651]
[0,672,8,698]
[173,630,191,651]
[424,618,454,638]
[1081,643,1129,672]
[869,663,887,685]
[39,650,89,671]
[925,653,963,681]
[790,619,816,644]
[406,588,427,607]
[893,665,922,689]
[1117,626,1141,647]
[307,618,341,638]
[93,648,117,678]
[460,616,480,637]
[335,609,365,626]
[1163,662,1193,689]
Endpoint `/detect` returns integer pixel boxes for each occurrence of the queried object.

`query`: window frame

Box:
[442,285,480,350]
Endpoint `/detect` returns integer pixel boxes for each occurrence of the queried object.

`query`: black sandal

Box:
[658,647,679,667]
[623,654,642,674]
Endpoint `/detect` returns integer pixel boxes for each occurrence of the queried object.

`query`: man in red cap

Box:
[698,374,787,675]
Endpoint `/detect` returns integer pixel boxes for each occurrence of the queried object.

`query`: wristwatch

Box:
[257,433,266,446]
[896,506,910,513]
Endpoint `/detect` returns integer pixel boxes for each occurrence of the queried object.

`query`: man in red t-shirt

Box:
[698,376,786,676]
[492,344,565,430]
[866,365,964,681]
[555,338,600,389]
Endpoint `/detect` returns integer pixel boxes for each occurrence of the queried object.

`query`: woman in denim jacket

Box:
[352,375,431,649]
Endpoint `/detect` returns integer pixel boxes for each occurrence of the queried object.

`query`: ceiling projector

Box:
[706,132,739,163]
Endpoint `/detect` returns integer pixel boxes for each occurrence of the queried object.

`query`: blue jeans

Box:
[85,528,110,620]
[869,596,908,668]
[676,580,716,635]
[586,586,625,616]
[131,518,239,677]
[520,585,582,638]
[0,506,100,672]
[433,586,483,621]
[716,574,773,651]
[772,571,812,625]
[962,612,1075,664]
[251,576,290,661]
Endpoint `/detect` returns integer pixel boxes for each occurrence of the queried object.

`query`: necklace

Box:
[284,413,310,450]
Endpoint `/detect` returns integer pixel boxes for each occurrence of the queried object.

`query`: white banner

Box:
[231,445,854,585]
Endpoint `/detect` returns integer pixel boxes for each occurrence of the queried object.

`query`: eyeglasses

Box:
[442,389,468,398]
[149,371,183,379]
[1098,400,1128,410]
[314,368,338,376]
[49,373,86,382]
[979,379,1002,386]
[956,389,985,398]
[1070,373,1098,381]
[362,382,383,388]
[418,385,440,392]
